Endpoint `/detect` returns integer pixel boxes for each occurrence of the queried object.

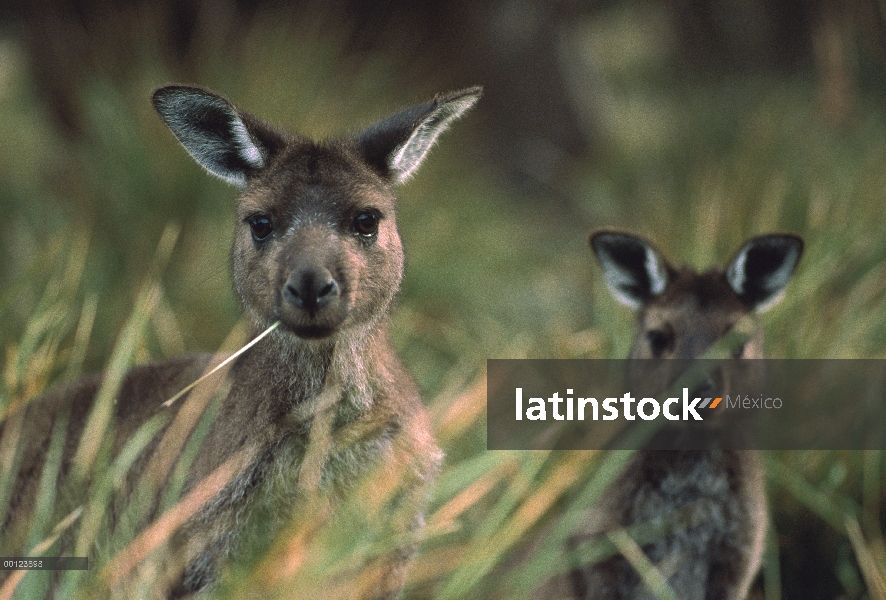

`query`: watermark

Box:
[0,557,88,570]
[487,359,886,450]
[515,388,732,422]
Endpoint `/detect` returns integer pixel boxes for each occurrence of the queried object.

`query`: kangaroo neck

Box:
[234,323,378,414]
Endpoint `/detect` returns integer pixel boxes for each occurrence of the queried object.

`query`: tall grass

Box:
[1,4,886,598]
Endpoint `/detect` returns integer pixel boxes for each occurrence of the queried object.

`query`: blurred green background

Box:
[2,1,886,598]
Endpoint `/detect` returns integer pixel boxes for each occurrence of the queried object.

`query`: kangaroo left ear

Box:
[590,230,671,309]
[726,234,804,311]
[152,85,285,187]
[356,87,482,183]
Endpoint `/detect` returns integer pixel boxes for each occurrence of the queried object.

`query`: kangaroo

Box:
[2,84,481,597]
[540,230,803,600]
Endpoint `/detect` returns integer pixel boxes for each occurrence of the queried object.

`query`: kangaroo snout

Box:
[272,226,356,339]
[283,266,340,314]
[276,249,352,339]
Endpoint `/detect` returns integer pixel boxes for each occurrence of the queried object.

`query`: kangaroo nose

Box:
[284,268,339,314]
[690,377,717,400]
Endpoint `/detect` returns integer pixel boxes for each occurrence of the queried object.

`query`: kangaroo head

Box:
[153,85,481,340]
[590,230,803,359]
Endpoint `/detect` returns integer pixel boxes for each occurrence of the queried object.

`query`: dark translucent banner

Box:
[487,359,886,450]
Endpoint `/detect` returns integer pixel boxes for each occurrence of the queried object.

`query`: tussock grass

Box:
[1,4,886,599]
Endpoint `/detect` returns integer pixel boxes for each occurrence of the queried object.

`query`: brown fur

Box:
[2,84,481,598]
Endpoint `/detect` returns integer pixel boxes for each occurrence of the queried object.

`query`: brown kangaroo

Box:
[539,230,803,600]
[2,84,481,597]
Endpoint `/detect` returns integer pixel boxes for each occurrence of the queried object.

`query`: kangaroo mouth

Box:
[285,323,338,339]
[274,281,351,340]
[276,306,348,340]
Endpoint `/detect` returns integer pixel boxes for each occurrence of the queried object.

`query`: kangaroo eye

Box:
[647,327,675,357]
[354,211,379,237]
[248,216,273,242]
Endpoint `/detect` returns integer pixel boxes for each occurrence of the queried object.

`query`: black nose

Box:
[284,268,339,315]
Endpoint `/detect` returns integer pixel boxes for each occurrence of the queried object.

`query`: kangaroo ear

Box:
[590,231,670,309]
[726,234,804,311]
[356,87,482,183]
[152,85,283,187]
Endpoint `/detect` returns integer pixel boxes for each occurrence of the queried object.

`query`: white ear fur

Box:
[591,232,669,309]
[230,120,265,172]
[389,92,481,182]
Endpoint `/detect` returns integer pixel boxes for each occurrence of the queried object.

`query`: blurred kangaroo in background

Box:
[2,84,481,597]
[539,231,802,600]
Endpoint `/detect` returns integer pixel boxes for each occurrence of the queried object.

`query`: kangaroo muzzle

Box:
[275,227,353,339]
[283,266,340,316]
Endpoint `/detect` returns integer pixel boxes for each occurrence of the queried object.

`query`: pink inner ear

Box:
[231,120,264,170]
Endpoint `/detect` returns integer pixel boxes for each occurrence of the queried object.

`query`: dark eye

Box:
[646,327,675,357]
[353,211,379,237]
[248,215,273,242]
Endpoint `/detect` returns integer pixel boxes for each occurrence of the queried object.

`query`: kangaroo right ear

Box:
[356,87,482,183]
[726,234,804,312]
[590,231,670,309]
[152,85,283,187]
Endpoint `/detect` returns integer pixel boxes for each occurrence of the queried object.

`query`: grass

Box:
[1,3,886,599]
